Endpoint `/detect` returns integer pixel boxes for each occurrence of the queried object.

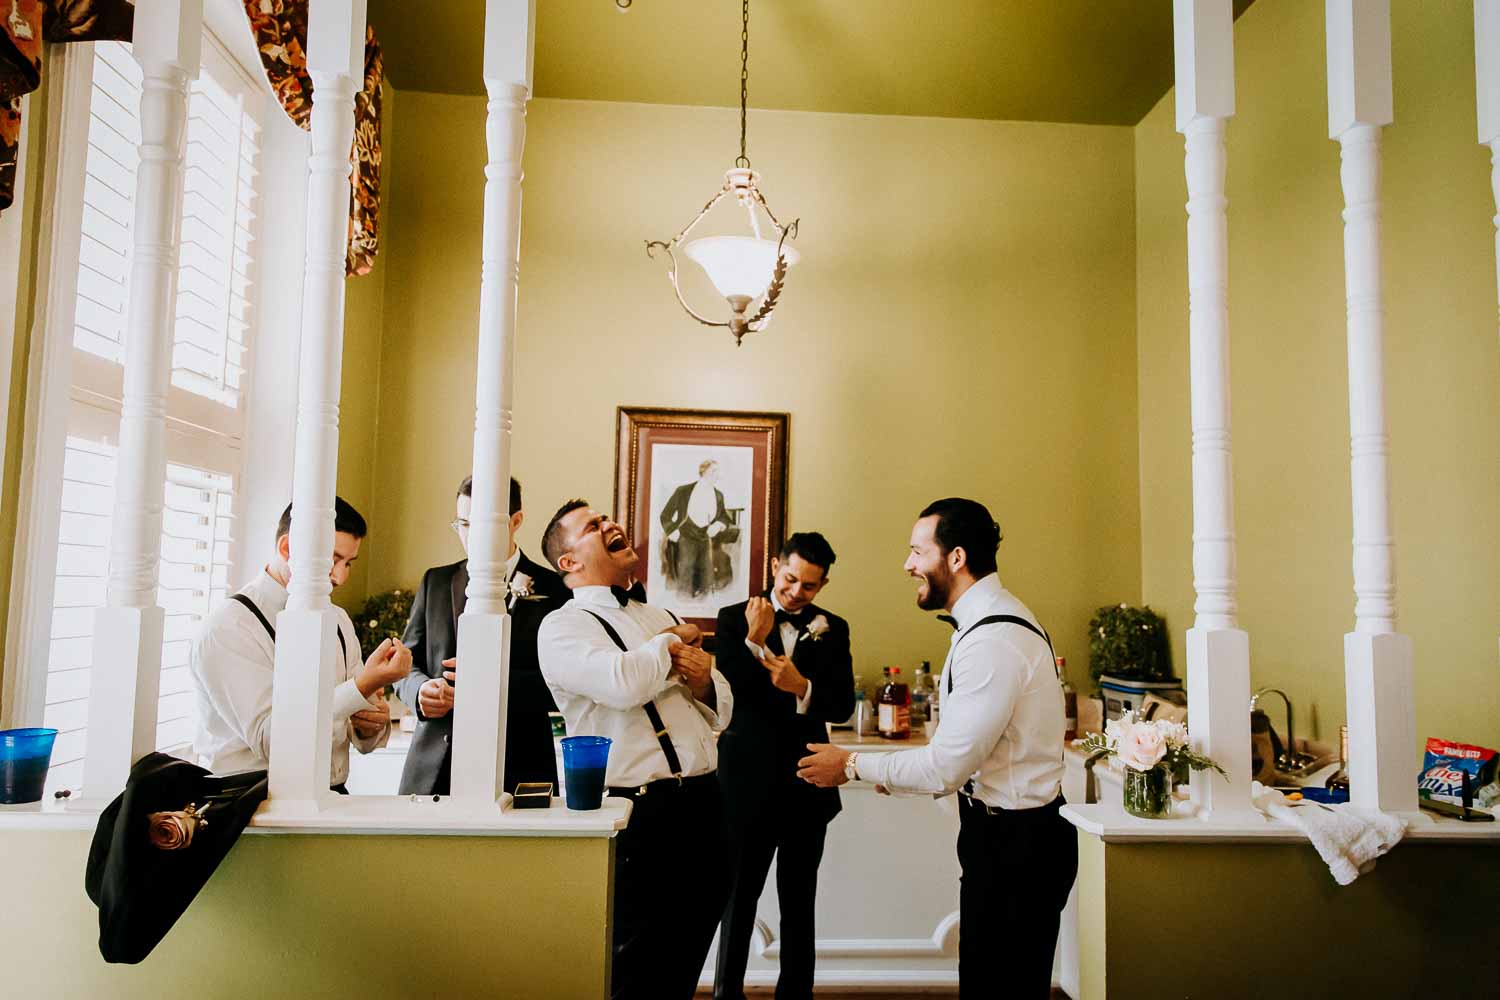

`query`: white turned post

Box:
[452,0,535,807]
[269,0,367,808]
[1174,0,1254,818]
[1327,0,1416,814]
[83,0,203,800]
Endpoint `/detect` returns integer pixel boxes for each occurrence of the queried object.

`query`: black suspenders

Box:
[946,614,1055,697]
[580,608,685,782]
[229,593,349,662]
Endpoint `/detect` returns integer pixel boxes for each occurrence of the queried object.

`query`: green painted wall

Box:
[1078,836,1500,999]
[0,829,614,998]
[368,94,1143,691]
[1134,0,1500,751]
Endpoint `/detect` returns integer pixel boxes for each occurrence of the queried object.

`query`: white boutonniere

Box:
[507,571,543,608]
[805,614,831,642]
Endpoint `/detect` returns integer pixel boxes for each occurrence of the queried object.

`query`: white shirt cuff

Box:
[744,638,767,659]
[796,678,813,714]
[332,678,372,721]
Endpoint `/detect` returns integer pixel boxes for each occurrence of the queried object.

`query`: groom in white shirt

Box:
[797,497,1075,998]
[537,500,733,1000]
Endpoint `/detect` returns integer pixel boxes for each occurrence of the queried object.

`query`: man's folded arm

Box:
[538,611,675,710]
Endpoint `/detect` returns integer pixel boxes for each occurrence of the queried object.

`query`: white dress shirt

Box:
[538,585,733,788]
[743,591,815,715]
[188,570,387,784]
[856,573,1064,810]
[687,479,717,526]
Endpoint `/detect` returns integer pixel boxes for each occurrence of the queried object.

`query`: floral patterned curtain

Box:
[1,0,133,215]
[242,0,383,276]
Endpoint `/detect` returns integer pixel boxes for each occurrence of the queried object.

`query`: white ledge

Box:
[1062,801,1500,844]
[0,794,632,838]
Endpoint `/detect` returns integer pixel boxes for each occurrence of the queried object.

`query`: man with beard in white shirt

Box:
[537,500,734,1000]
[796,497,1075,999]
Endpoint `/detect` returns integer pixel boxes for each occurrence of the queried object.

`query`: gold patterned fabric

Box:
[241,0,383,276]
[0,0,133,215]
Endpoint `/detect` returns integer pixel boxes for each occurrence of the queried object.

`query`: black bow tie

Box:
[937,614,959,631]
[611,581,647,607]
[774,607,813,630]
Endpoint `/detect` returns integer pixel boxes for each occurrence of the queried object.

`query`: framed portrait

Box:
[615,406,789,640]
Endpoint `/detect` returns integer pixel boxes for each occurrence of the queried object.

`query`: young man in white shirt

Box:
[536,500,733,1000]
[189,497,412,791]
[797,497,1075,999]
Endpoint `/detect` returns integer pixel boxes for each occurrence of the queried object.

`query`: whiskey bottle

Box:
[878,666,911,740]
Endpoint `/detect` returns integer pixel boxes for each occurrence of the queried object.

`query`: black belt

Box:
[608,772,717,799]
[960,782,1064,817]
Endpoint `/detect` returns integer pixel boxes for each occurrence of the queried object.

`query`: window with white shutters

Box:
[38,34,264,794]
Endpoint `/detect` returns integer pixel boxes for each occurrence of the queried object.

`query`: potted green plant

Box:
[1087,604,1174,686]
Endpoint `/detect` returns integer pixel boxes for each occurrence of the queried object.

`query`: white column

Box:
[1174,0,1254,818]
[1327,0,1416,814]
[83,0,203,800]
[269,0,367,808]
[452,0,535,807]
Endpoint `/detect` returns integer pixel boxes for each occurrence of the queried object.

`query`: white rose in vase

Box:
[1116,720,1169,772]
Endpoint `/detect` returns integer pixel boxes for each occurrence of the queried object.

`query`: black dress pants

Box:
[608,773,730,1000]
[956,793,1077,999]
[714,808,828,1000]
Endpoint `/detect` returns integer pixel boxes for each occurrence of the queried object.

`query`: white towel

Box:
[1250,781,1408,885]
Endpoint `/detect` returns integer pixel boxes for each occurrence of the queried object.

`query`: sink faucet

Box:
[1249,687,1312,775]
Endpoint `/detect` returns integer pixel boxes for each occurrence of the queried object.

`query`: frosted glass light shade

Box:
[682,235,801,302]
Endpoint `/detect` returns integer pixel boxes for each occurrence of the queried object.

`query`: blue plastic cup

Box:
[560,735,612,810]
[0,728,58,804]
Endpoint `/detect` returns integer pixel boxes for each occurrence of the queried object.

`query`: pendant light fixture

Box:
[646,0,800,346]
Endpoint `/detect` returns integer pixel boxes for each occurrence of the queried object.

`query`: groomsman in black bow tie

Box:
[713,532,855,1000]
[394,475,570,796]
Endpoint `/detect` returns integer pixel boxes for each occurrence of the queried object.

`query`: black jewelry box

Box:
[512,782,553,808]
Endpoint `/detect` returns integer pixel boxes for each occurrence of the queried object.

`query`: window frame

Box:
[2,29,276,736]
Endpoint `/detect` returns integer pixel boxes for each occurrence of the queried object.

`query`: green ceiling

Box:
[369,0,1253,127]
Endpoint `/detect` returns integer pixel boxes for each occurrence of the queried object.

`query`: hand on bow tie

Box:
[610,580,648,607]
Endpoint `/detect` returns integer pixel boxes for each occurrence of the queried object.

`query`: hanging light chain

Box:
[736,0,750,168]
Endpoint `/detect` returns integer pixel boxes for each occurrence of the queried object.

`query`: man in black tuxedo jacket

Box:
[394,475,570,795]
[659,458,736,598]
[713,532,855,1000]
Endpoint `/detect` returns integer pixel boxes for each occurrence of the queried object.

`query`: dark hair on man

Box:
[779,531,837,573]
[918,497,1002,578]
[542,499,591,573]
[458,475,523,515]
[275,496,367,543]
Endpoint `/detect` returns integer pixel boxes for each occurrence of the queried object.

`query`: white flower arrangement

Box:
[1081,715,1223,774]
[1078,714,1225,818]
[804,614,831,641]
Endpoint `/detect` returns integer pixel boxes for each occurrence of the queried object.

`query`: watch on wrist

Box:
[843,751,860,783]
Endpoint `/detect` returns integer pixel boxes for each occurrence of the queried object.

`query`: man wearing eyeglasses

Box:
[394,475,570,796]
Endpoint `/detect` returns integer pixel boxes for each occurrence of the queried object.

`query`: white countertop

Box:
[0,790,632,838]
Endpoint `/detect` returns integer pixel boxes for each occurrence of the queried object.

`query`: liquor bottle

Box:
[851,689,874,737]
[910,661,933,728]
[1058,656,1077,742]
[1325,724,1350,796]
[878,666,911,740]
